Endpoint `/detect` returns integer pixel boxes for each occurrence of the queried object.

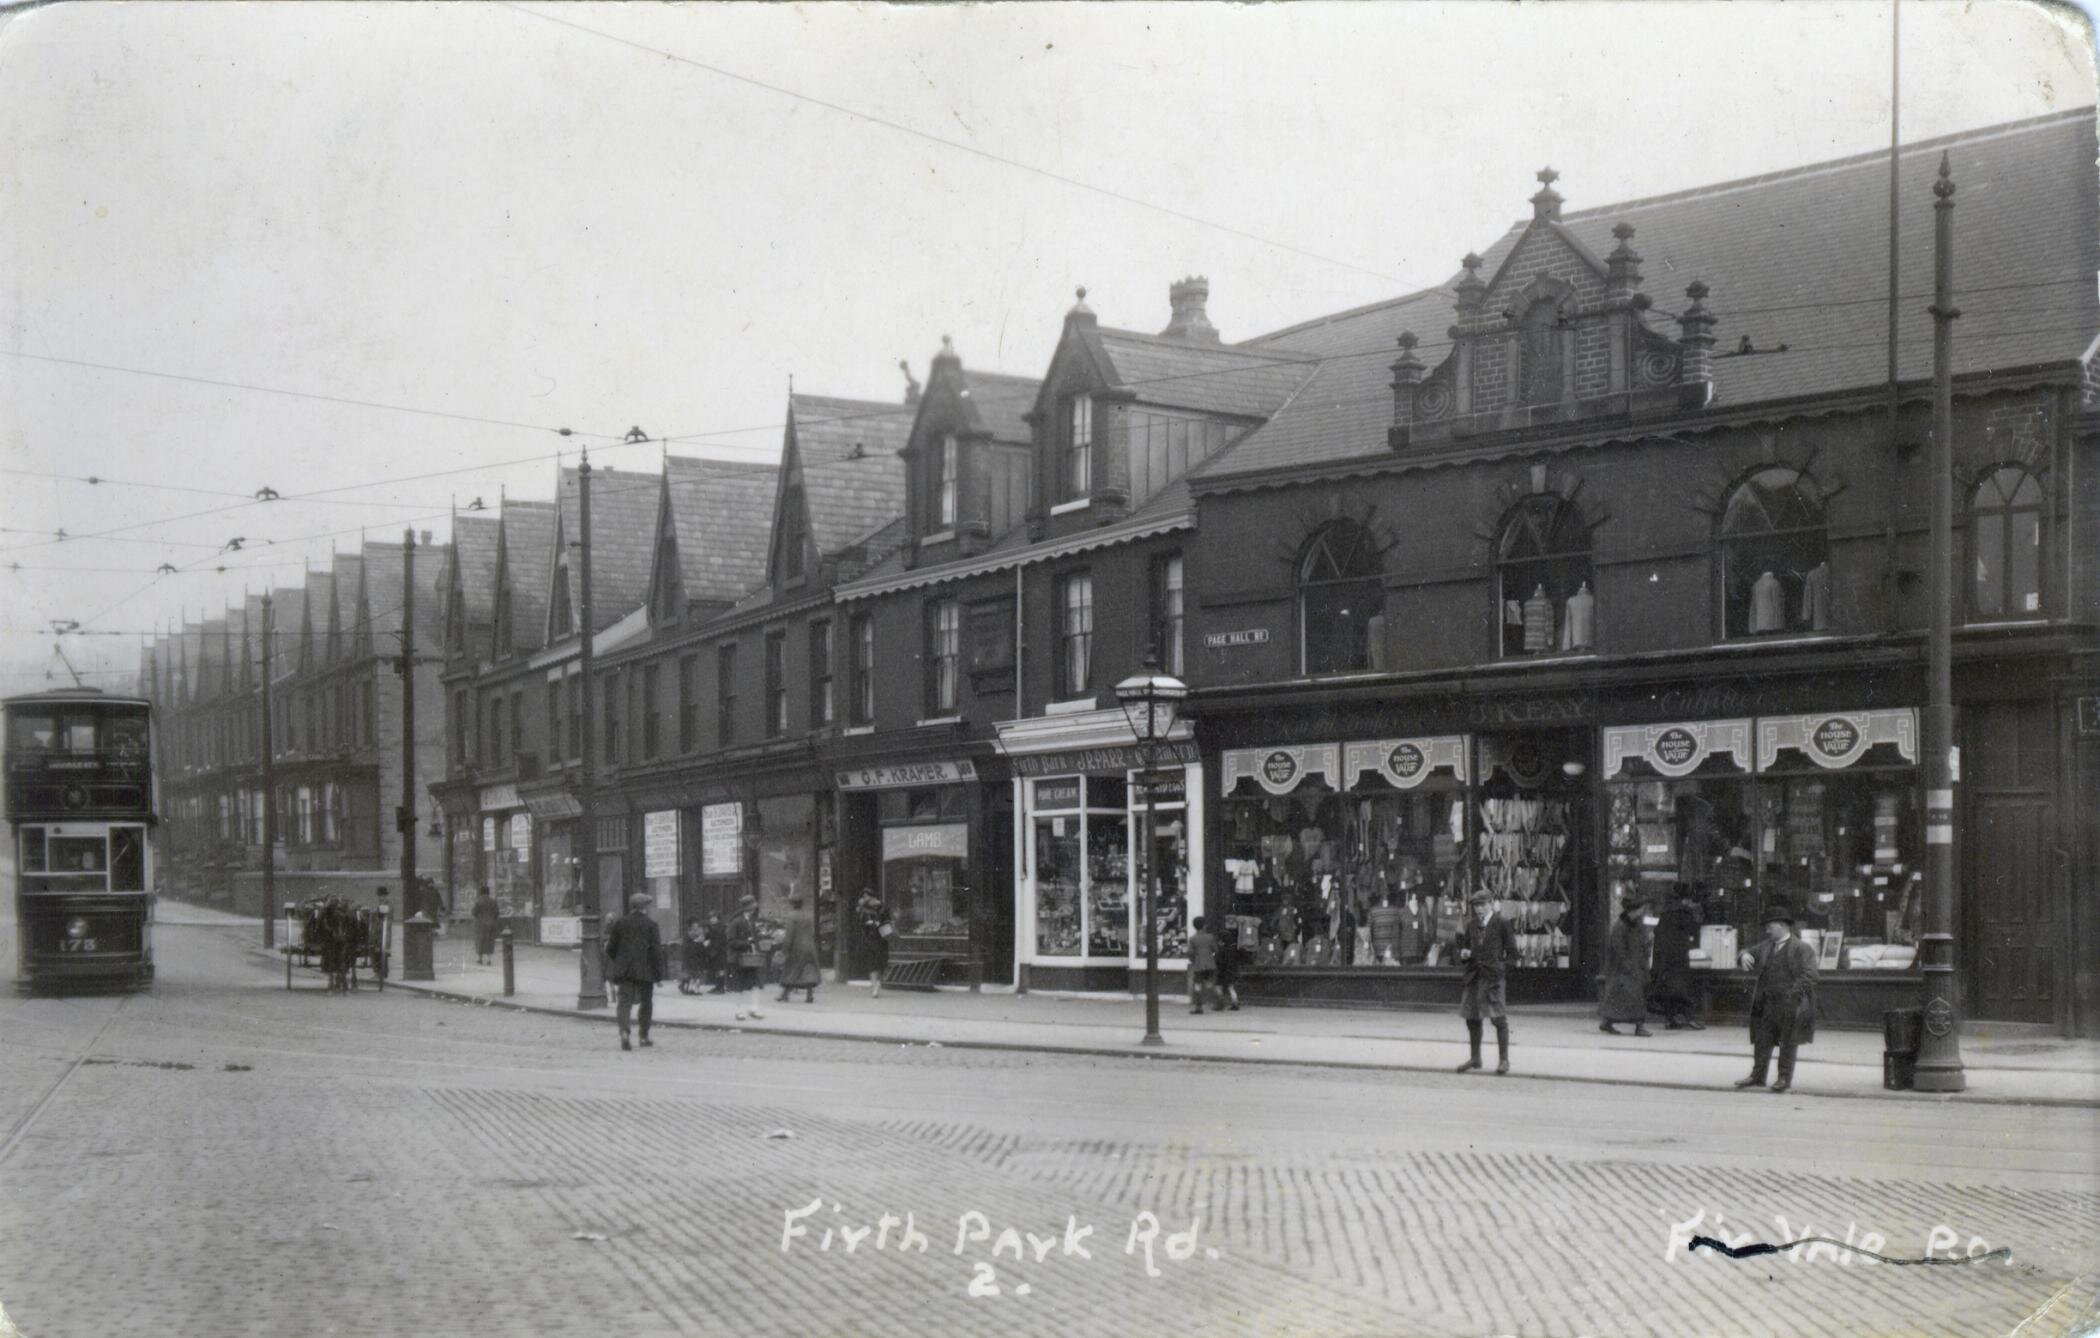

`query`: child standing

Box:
[1188,916,1220,1014]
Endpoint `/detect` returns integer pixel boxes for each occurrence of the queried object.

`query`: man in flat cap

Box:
[1455,891,1516,1075]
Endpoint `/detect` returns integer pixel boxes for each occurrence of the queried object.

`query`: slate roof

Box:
[302,566,336,666]
[1203,109,2100,482]
[790,393,917,465]
[802,450,906,558]
[331,553,366,656]
[449,514,501,626]
[957,369,1039,444]
[1088,328,1317,419]
[500,500,556,655]
[358,540,444,650]
[556,465,662,633]
[265,587,304,680]
[662,454,782,606]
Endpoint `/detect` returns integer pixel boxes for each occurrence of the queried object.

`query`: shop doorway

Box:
[1962,701,2057,1024]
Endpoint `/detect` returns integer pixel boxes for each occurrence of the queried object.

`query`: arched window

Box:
[1969,465,2042,619]
[1719,467,1829,638]
[1498,496,1593,656]
[1299,520,1384,675]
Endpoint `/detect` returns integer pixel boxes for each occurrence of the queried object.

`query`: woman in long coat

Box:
[1650,884,1705,1029]
[776,894,823,1004]
[1599,901,1653,1036]
[470,887,501,965]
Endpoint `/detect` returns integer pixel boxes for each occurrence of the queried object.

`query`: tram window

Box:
[20,828,47,872]
[111,827,145,891]
[50,837,107,873]
[61,717,96,752]
[9,710,56,752]
[106,715,148,760]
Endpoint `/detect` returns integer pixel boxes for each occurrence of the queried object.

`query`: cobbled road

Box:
[0,916,2094,1338]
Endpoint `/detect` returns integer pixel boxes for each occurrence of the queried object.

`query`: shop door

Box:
[981,808,1014,985]
[1962,702,2057,1024]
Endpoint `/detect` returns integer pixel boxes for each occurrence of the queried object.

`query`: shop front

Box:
[1602,707,1925,1026]
[1000,710,1204,995]
[1214,729,1590,1008]
[474,782,536,939]
[521,787,584,945]
[834,754,1010,988]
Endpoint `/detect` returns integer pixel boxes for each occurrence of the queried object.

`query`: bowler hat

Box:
[1760,902,1796,926]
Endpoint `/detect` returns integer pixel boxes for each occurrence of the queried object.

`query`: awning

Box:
[523,791,583,820]
[1602,720,1753,781]
[1758,709,1918,771]
[1220,744,1340,795]
[1343,736,1468,789]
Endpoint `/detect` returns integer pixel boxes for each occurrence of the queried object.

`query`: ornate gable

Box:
[1389,169,1718,450]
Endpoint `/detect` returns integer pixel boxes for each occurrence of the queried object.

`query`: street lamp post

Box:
[1115,657,1188,1049]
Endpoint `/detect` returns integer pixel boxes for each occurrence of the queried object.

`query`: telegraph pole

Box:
[260,594,277,948]
[399,530,418,926]
[1914,151,1967,1092]
[576,451,606,1009]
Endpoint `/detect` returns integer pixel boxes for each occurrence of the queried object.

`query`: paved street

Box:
[1,911,2095,1338]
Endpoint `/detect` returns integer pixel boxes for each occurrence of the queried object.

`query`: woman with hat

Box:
[727,894,766,1021]
[855,888,893,998]
[1598,898,1654,1037]
[776,892,823,1005]
[1735,902,1818,1093]
[1453,891,1516,1075]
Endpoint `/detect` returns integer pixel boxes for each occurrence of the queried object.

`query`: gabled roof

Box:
[789,392,917,464]
[499,500,556,655]
[449,513,501,627]
[265,586,304,681]
[801,452,907,558]
[330,553,365,659]
[660,454,781,608]
[1087,327,1317,419]
[554,464,662,635]
[955,369,1039,444]
[1204,109,2100,481]
[358,539,444,650]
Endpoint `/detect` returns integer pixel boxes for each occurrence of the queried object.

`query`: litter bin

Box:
[1883,1007,1922,1090]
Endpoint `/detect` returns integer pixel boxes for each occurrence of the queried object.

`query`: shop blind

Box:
[1219,744,1339,795]
[1342,736,1468,789]
[1602,719,1752,780]
[1756,708,1918,771]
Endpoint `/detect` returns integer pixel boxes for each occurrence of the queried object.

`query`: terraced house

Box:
[414,109,2095,1034]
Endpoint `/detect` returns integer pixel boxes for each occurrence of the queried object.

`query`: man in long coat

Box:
[1735,903,1818,1092]
[603,893,664,1051]
[775,894,822,1004]
[1599,901,1653,1036]
[1454,892,1516,1075]
[470,886,501,965]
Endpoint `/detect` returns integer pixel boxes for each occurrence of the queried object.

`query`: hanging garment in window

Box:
[1799,562,1831,631]
[1522,585,1555,652]
[1749,570,1786,634]
[1561,582,1595,651]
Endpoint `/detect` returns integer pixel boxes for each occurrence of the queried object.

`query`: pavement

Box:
[183,903,2100,1109]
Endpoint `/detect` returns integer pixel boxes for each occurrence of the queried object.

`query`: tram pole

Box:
[260,593,276,948]
[398,529,419,951]
[576,449,606,1010]
[1913,152,1966,1092]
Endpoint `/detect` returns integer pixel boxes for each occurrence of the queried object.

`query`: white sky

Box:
[0,0,2092,691]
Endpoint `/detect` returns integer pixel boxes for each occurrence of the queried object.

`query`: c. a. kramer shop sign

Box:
[1008,740,1199,778]
[835,759,979,790]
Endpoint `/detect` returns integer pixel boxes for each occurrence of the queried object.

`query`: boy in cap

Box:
[1455,892,1516,1075]
[728,893,766,1021]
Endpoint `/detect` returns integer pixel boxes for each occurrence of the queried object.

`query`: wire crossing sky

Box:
[1,1,2091,690]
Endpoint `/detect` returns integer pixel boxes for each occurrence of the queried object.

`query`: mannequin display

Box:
[1561,581,1596,650]
[1369,893,1403,964]
[1800,561,1831,631]
[1749,570,1786,634]
[1523,585,1555,653]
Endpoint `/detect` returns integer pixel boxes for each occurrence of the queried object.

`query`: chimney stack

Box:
[1160,276,1220,344]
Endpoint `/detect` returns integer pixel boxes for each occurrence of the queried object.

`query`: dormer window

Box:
[936,435,958,529]
[653,530,681,622]
[1063,395,1093,500]
[1518,299,1565,405]
[780,483,806,582]
[549,567,574,640]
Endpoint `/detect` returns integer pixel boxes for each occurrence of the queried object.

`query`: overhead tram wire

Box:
[497,3,1403,287]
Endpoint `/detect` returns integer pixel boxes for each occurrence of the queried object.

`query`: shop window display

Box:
[878,787,971,946]
[1029,774,1169,960]
[1221,786,1468,968]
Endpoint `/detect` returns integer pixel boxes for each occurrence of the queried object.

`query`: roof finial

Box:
[1530,167,1564,222]
[1066,285,1097,328]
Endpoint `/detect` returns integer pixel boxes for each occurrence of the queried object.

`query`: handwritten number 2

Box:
[968,1262,1000,1297]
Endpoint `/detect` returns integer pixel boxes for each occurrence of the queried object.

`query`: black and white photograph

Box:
[2,3,2097,1335]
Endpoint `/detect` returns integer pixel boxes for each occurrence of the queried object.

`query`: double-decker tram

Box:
[4,689,157,992]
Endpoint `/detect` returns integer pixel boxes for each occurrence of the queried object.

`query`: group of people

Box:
[302,897,371,993]
[1452,887,1819,1090]
[1183,916,1242,1014]
[594,887,856,1050]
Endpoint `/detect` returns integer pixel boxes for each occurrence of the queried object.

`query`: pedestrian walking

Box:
[1187,916,1219,1013]
[1454,891,1514,1074]
[1214,916,1243,1010]
[776,894,822,1004]
[1735,903,1818,1093]
[1598,899,1653,1036]
[1651,883,1706,1029]
[470,886,500,965]
[604,892,664,1052]
[855,888,892,998]
[728,895,766,1021]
